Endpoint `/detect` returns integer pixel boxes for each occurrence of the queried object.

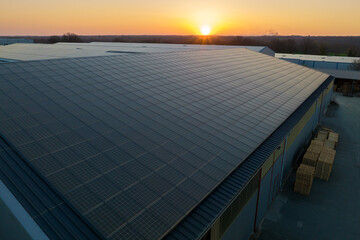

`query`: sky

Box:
[1,0,360,36]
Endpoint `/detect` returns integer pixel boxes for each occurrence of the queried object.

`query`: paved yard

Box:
[255,95,360,240]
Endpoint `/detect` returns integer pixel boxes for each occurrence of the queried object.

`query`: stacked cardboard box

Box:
[302,151,319,167]
[342,83,352,94]
[315,130,328,142]
[328,132,339,145]
[307,140,323,155]
[324,139,336,149]
[294,128,339,195]
[315,148,336,181]
[294,164,315,195]
[321,127,334,133]
[354,85,360,93]
[333,84,338,92]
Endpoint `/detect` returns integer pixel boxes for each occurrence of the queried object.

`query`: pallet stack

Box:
[314,128,338,181]
[328,132,339,145]
[294,164,315,195]
[315,147,336,181]
[295,127,339,195]
[307,139,323,154]
[302,151,319,167]
[314,130,328,142]
[324,139,335,149]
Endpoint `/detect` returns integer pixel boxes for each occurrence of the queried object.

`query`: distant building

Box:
[0,38,33,46]
[276,53,360,95]
[0,42,274,62]
[0,45,332,240]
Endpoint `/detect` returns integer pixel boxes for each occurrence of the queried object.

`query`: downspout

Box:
[267,153,275,206]
[312,98,318,132]
[253,168,262,231]
[280,137,288,190]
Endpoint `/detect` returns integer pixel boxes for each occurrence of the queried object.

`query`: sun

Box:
[200,25,211,35]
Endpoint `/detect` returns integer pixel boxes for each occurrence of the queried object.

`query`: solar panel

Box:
[0,48,329,239]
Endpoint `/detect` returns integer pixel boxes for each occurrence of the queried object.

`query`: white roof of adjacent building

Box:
[315,69,360,80]
[0,42,274,61]
[276,53,360,63]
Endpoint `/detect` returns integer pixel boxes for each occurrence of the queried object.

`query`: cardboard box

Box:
[307,143,323,155]
[328,132,339,143]
[315,148,336,181]
[310,140,324,147]
[324,140,336,149]
[316,130,328,141]
[294,164,315,195]
[302,150,319,167]
[321,127,334,133]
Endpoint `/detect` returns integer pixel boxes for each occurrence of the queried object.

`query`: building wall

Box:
[260,48,276,57]
[281,58,351,71]
[0,180,48,240]
[207,80,334,240]
[0,39,33,45]
[221,192,258,240]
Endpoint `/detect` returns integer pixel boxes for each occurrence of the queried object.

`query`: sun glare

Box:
[200,25,211,35]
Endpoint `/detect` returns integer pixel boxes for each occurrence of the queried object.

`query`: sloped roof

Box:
[0,49,328,239]
[0,42,274,61]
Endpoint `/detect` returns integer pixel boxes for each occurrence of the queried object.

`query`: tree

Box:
[48,35,61,44]
[62,33,82,42]
[319,42,328,55]
[302,37,317,54]
[269,38,284,52]
[285,39,297,53]
[348,48,359,57]
[350,59,360,71]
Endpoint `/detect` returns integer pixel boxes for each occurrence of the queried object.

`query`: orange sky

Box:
[1,0,360,36]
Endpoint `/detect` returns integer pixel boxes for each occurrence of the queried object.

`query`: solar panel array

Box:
[0,42,270,61]
[0,49,329,239]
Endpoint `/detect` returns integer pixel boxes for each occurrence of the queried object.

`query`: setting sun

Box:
[200,25,211,35]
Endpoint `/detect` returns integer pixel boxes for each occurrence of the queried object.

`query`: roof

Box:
[0,39,33,45]
[166,75,333,239]
[315,69,360,80]
[275,53,360,80]
[0,137,101,239]
[0,48,329,239]
[0,42,274,61]
[275,53,360,63]
[58,42,272,53]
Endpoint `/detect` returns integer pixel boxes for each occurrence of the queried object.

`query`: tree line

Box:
[48,33,83,43]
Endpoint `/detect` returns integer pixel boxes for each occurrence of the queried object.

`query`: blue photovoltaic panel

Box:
[0,49,329,239]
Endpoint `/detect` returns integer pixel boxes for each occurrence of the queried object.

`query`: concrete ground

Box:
[255,95,360,240]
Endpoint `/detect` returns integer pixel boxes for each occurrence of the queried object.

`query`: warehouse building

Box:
[276,53,360,95]
[0,47,333,240]
[0,42,274,62]
[0,38,33,46]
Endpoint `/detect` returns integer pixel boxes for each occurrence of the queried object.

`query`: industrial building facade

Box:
[276,53,359,95]
[0,45,333,240]
[178,76,334,240]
